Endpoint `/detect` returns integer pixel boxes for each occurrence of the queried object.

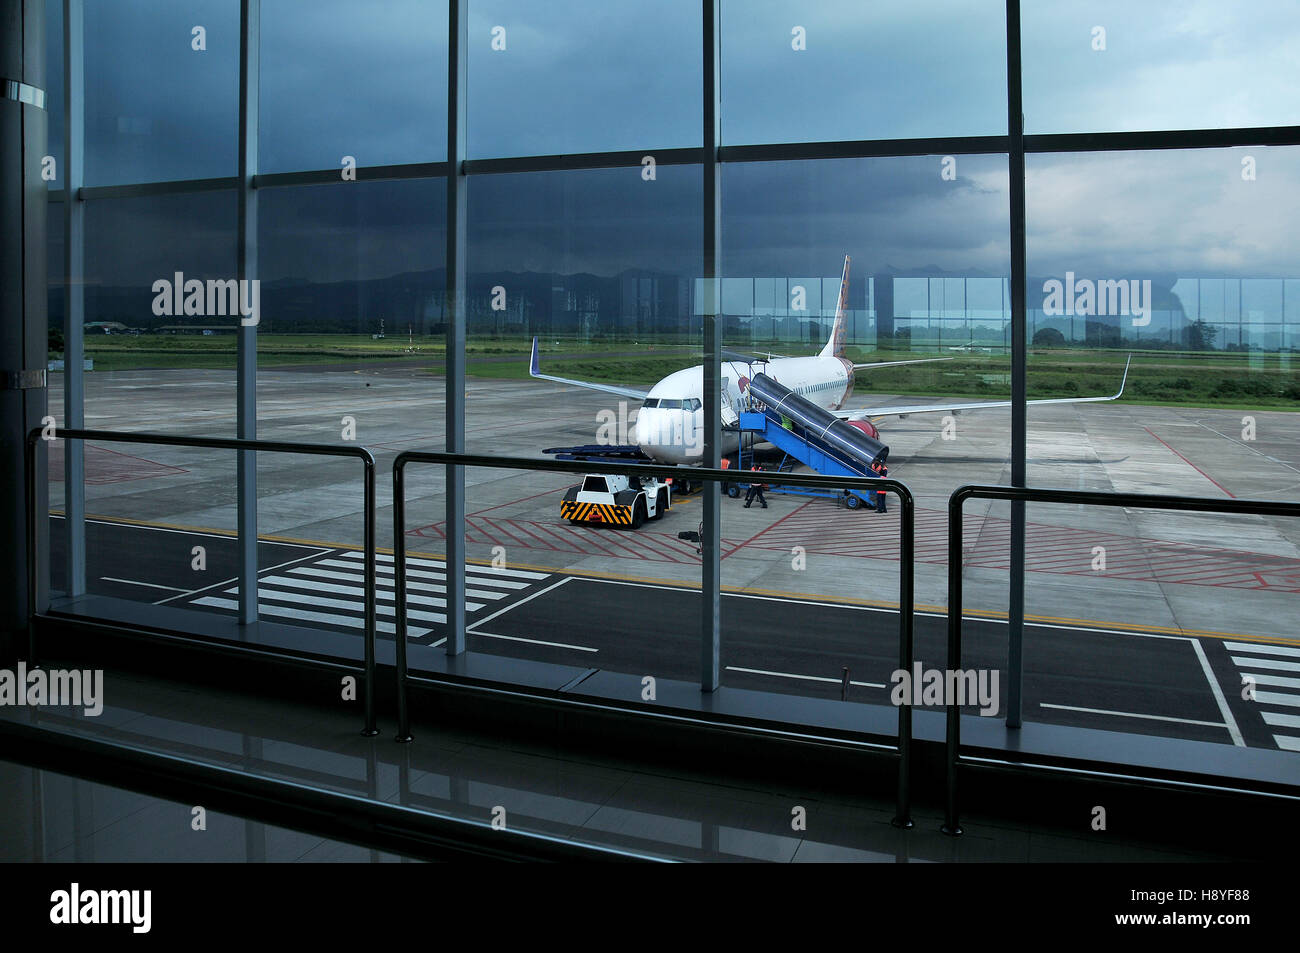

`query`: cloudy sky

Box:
[40,0,1300,288]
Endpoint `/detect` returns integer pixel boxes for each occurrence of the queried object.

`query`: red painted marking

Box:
[1143,426,1235,498]
[723,498,816,558]
[48,443,188,486]
[471,484,572,518]
[742,501,1300,593]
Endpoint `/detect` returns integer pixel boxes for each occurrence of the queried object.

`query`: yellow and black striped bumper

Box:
[561,500,633,525]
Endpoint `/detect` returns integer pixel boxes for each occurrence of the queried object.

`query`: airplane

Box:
[529,255,1131,466]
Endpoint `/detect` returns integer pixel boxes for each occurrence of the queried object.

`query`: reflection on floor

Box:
[0,668,1231,862]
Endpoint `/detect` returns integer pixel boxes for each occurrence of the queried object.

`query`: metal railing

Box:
[944,483,1300,834]
[392,449,917,826]
[25,426,380,735]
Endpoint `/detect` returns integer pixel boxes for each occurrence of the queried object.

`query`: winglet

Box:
[530,336,541,377]
[818,255,851,359]
[1114,353,1132,398]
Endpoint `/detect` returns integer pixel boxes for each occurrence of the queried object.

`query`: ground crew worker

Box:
[873,462,889,513]
[744,466,769,509]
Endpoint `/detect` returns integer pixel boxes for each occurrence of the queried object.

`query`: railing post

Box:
[393,456,412,743]
[361,454,378,736]
[25,432,40,664]
[943,489,965,836]
[893,481,914,829]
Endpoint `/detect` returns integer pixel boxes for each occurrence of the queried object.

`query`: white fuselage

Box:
[634,355,855,464]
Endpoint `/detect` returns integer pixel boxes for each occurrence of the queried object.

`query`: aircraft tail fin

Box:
[818,255,851,359]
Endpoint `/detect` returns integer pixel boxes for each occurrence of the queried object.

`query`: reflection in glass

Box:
[259,0,448,173]
[83,0,239,186]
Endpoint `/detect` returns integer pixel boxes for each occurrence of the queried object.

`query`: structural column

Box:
[443,0,468,654]
[1005,0,1027,727]
[236,0,259,624]
[61,0,84,596]
[700,0,722,690]
[1,0,49,659]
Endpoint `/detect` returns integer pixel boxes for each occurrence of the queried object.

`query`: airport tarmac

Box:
[39,362,1300,752]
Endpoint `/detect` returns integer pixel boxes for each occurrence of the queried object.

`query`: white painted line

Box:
[340,549,550,580]
[252,573,490,609]
[1191,638,1245,746]
[725,666,886,689]
[193,596,440,630]
[154,547,331,605]
[227,586,451,625]
[1242,673,1300,690]
[78,516,308,544]
[469,630,598,653]
[467,577,573,631]
[1262,711,1300,729]
[1275,735,1300,752]
[1039,703,1227,729]
[1255,692,1300,708]
[576,576,1196,641]
[1226,641,1300,659]
[316,558,532,590]
[282,566,503,601]
[1231,656,1300,673]
[156,575,238,605]
[100,577,190,593]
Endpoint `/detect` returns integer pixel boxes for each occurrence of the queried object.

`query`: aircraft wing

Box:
[852,357,954,370]
[528,337,649,400]
[836,355,1131,420]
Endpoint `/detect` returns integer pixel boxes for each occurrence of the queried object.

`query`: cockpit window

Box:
[686,398,702,411]
[658,398,683,409]
[641,398,660,409]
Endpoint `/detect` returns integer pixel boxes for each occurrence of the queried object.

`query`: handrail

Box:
[391,449,917,827]
[0,719,662,862]
[944,483,1300,835]
[25,426,380,736]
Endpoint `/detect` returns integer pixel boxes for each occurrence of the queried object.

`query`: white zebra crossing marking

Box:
[186,549,551,642]
[1225,641,1300,658]
[193,596,434,630]
[1241,673,1300,690]
[338,549,550,580]
[1223,642,1300,751]
[1230,656,1300,673]
[316,559,532,590]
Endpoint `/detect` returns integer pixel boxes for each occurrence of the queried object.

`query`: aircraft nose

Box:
[636,409,693,464]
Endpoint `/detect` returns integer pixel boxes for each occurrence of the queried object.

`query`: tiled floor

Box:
[0,668,1229,862]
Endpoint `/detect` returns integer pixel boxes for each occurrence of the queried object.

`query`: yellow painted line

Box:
[72,511,1300,648]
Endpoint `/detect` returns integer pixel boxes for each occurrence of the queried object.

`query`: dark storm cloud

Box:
[83,0,239,185]
[52,0,1300,288]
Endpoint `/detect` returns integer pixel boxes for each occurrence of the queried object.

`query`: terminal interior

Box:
[1,1,1298,862]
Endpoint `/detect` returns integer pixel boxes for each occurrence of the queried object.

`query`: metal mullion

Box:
[719,135,1009,163]
[464,147,701,175]
[1005,0,1027,730]
[61,0,84,597]
[253,161,449,189]
[700,0,721,692]
[78,175,240,200]
[1025,125,1300,155]
[236,0,259,625]
[443,0,467,656]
